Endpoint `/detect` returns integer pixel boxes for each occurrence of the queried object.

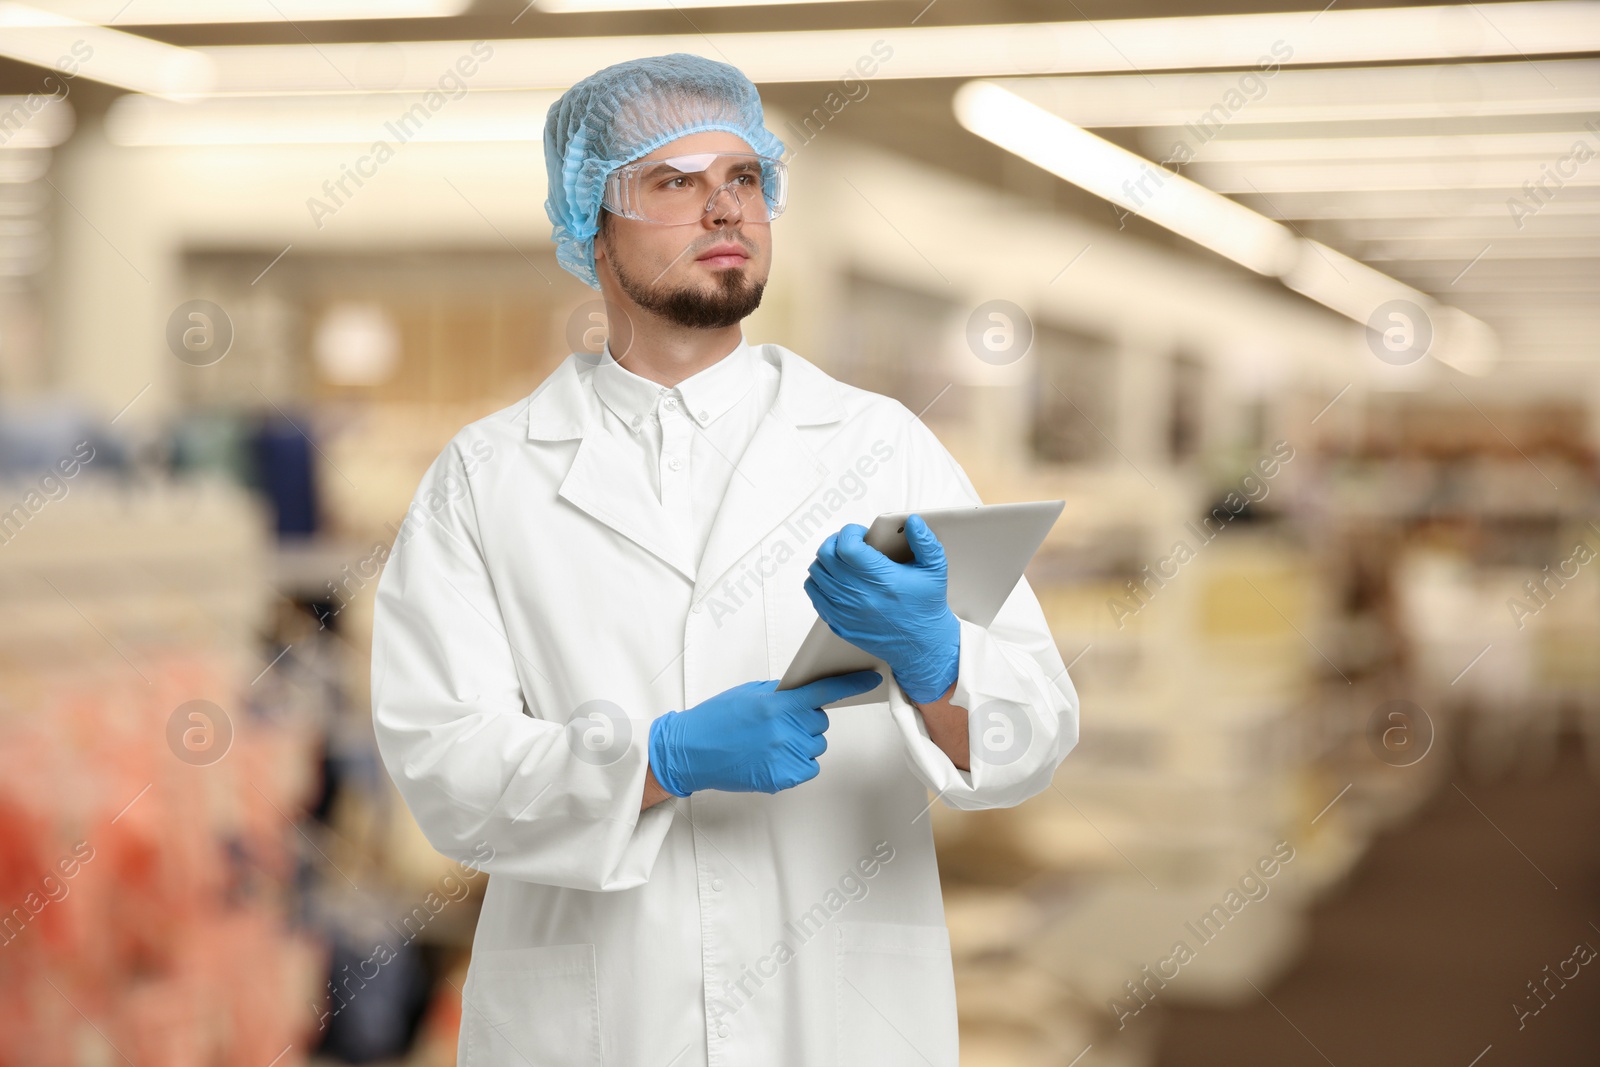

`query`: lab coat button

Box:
[711,877,725,891]
[717,1024,730,1038]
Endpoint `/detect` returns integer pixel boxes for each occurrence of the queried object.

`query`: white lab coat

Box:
[370,342,1079,1067]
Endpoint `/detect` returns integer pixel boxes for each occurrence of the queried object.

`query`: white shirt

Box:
[592,333,778,569]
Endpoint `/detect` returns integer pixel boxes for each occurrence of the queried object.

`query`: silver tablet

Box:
[777,499,1065,708]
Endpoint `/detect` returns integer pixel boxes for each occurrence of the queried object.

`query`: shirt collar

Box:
[525,343,844,442]
[593,333,759,434]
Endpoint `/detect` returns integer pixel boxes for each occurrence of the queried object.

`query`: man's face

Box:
[594,129,773,332]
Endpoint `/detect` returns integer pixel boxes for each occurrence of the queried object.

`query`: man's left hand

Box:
[803,514,960,705]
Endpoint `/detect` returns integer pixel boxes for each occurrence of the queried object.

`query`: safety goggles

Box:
[602,151,788,226]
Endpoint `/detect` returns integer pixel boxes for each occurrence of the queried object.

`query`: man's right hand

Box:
[645,671,882,798]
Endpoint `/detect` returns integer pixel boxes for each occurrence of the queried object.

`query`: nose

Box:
[703,180,747,226]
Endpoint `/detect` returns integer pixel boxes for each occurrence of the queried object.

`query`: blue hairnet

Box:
[543,53,787,290]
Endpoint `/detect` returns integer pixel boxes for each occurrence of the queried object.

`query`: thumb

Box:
[792,669,883,709]
[904,514,946,569]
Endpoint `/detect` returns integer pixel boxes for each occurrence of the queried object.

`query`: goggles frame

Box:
[602,151,788,225]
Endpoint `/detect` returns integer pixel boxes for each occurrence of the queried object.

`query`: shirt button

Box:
[630,414,642,429]
[668,456,682,471]
[691,602,703,613]
[711,877,725,891]
[663,395,677,410]
[717,1024,730,1038]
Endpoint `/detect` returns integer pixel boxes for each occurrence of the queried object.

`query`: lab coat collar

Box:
[592,334,760,435]
[525,342,847,599]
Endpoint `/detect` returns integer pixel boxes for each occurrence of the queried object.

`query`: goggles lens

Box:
[602,152,788,225]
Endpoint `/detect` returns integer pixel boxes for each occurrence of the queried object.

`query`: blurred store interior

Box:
[1,1,1598,1065]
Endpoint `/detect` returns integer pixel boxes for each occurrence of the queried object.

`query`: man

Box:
[371,53,1078,1067]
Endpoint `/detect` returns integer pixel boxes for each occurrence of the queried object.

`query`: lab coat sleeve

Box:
[883,408,1080,810]
[370,437,673,891]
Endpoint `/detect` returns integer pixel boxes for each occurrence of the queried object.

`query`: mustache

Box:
[646,234,761,287]
[693,235,758,257]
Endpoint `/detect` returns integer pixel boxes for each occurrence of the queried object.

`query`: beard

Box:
[609,244,766,330]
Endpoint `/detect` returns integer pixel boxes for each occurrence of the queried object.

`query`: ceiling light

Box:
[1175,129,1599,166]
[1188,158,1600,194]
[955,79,1496,374]
[1326,215,1600,240]
[1360,238,1600,261]
[1282,240,1495,373]
[189,2,1599,95]
[534,0,864,9]
[1233,188,1600,220]
[1309,222,1600,251]
[0,153,50,182]
[105,89,559,144]
[954,79,1299,276]
[992,58,1600,128]
[0,95,74,149]
[19,0,470,22]
[0,2,213,95]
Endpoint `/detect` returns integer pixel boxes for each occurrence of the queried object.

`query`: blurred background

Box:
[1,1,1598,1064]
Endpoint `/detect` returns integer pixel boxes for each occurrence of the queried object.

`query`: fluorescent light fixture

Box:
[1175,129,1600,166]
[1232,188,1600,220]
[536,0,863,9]
[0,153,50,182]
[992,59,1600,127]
[1360,238,1600,261]
[0,2,213,95]
[190,2,1600,95]
[955,79,1495,374]
[1397,259,1595,282]
[0,95,74,149]
[1189,159,1600,193]
[105,89,559,144]
[1325,215,1600,241]
[20,0,471,22]
[1282,240,1495,373]
[953,80,1298,276]
[1406,277,1596,297]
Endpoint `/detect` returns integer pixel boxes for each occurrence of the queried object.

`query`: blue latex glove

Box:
[803,514,960,705]
[648,670,882,796]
